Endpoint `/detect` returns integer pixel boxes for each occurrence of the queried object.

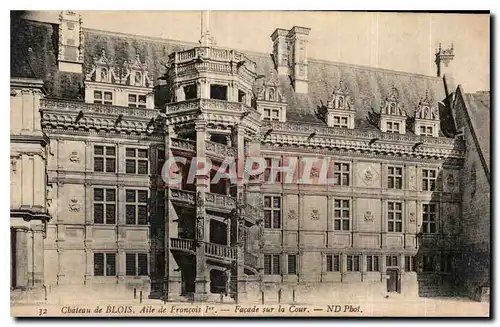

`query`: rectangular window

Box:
[126,253,148,276]
[94,91,113,105]
[332,116,349,128]
[210,84,228,100]
[263,108,281,121]
[326,254,341,272]
[184,84,198,100]
[387,201,403,232]
[387,166,403,189]
[264,158,282,183]
[94,146,116,173]
[386,255,399,267]
[287,255,297,275]
[263,196,281,229]
[441,254,452,273]
[264,254,281,275]
[366,255,380,272]
[332,162,350,186]
[346,255,360,272]
[238,90,246,103]
[422,169,437,191]
[423,255,435,272]
[125,148,149,175]
[94,253,116,276]
[128,94,147,108]
[386,121,400,134]
[405,256,417,272]
[125,189,149,225]
[93,188,116,224]
[420,126,434,137]
[333,199,350,231]
[422,203,438,234]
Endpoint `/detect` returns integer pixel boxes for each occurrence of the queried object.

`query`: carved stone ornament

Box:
[196,191,204,208]
[69,151,80,163]
[69,199,81,212]
[364,169,374,182]
[311,209,320,220]
[288,209,298,220]
[310,167,320,178]
[446,173,455,186]
[409,212,416,223]
[364,211,374,222]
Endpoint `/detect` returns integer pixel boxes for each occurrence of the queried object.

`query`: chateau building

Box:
[10,11,490,303]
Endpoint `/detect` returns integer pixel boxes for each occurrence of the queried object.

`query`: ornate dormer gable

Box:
[256,68,287,122]
[326,81,355,129]
[414,90,440,137]
[327,81,354,111]
[257,69,286,103]
[85,50,119,84]
[84,50,154,109]
[122,54,154,88]
[379,87,407,134]
[380,87,406,117]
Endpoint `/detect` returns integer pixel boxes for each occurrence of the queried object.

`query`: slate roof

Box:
[12,18,449,134]
[463,91,490,172]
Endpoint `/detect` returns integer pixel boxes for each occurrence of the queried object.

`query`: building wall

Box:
[452,89,490,300]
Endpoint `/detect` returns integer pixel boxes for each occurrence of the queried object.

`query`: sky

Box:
[25,11,490,92]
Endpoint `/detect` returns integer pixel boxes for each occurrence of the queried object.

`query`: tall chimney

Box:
[271,26,311,94]
[435,42,456,94]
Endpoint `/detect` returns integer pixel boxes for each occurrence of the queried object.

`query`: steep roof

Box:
[462,90,490,172]
[11,19,447,134]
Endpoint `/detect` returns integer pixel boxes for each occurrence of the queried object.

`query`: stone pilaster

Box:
[15,228,28,289]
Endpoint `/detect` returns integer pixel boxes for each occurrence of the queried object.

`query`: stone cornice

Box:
[261,121,464,160]
[11,209,51,222]
[10,77,46,93]
[10,133,50,147]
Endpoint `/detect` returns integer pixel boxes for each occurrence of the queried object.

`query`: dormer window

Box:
[414,90,440,137]
[326,81,355,129]
[94,91,113,105]
[263,108,281,121]
[386,121,401,134]
[128,94,147,108]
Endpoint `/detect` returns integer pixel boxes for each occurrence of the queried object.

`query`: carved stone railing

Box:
[170,47,257,73]
[171,138,196,152]
[41,98,159,119]
[205,140,236,157]
[244,252,259,268]
[170,238,195,252]
[165,98,249,115]
[170,189,196,206]
[262,121,462,147]
[204,242,237,260]
[205,193,237,210]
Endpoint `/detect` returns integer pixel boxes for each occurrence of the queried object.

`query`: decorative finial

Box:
[199,10,216,47]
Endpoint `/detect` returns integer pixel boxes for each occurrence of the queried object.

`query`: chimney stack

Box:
[271,26,311,94]
[435,42,456,94]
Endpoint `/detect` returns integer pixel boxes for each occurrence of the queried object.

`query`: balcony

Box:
[170,238,195,254]
[205,192,236,211]
[205,140,236,158]
[41,98,159,119]
[169,47,257,73]
[171,138,196,152]
[170,189,196,206]
[204,242,236,261]
[165,98,250,115]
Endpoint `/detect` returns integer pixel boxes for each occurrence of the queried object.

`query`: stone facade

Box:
[10,12,489,303]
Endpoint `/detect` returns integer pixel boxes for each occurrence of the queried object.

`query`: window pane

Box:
[264,196,271,208]
[367,256,373,271]
[273,197,281,208]
[273,211,281,229]
[288,255,297,274]
[374,256,379,271]
[334,220,341,230]
[138,206,148,225]
[354,256,360,271]
[126,254,136,276]
[94,253,104,276]
[94,188,104,201]
[126,148,135,157]
[138,161,148,174]
[264,211,271,228]
[334,255,340,272]
[128,94,136,102]
[138,190,148,203]
[126,190,136,203]
[138,149,148,158]
[105,204,115,224]
[264,255,271,274]
[138,254,148,276]
[126,160,136,173]
[106,253,116,276]
[105,158,116,172]
[106,189,116,201]
[272,255,280,275]
[94,204,104,224]
[104,92,113,101]
[106,147,115,156]
[94,146,104,155]
[326,255,333,272]
[126,205,136,224]
[342,220,349,230]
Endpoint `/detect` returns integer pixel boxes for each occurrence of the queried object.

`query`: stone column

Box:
[31,222,45,287]
[164,126,181,300]
[15,228,28,289]
[194,120,209,302]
